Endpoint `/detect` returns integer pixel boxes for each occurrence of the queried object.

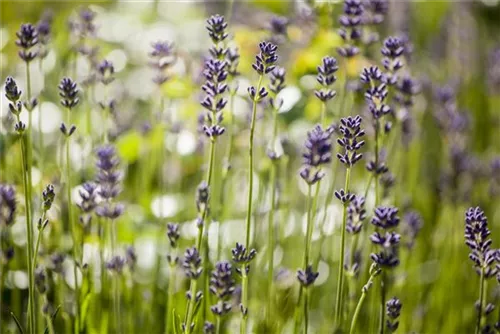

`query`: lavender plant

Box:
[370,206,401,334]
[294,124,332,332]
[335,115,365,328]
[465,207,496,334]
[266,65,286,323]
[2,3,500,334]
[240,40,278,333]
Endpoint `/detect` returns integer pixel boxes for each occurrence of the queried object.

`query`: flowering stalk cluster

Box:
[370,206,401,334]
[464,207,498,334]
[362,0,388,44]
[385,297,402,333]
[209,261,235,333]
[239,40,278,333]
[5,72,37,334]
[266,65,286,322]
[335,115,365,328]
[183,247,204,333]
[337,0,364,58]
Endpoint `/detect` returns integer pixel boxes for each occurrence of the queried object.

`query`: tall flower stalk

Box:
[183,247,203,334]
[33,185,55,334]
[149,40,175,322]
[334,116,365,328]
[464,207,497,334]
[240,40,277,333]
[349,262,381,334]
[217,46,240,259]
[16,23,39,333]
[95,145,125,332]
[165,223,180,334]
[361,66,391,205]
[209,261,235,334]
[315,56,338,125]
[184,15,230,333]
[369,206,401,334]
[58,77,80,333]
[266,66,286,322]
[295,124,332,332]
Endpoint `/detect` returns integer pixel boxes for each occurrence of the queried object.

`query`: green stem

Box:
[32,211,47,273]
[240,74,264,333]
[185,137,216,333]
[114,276,121,334]
[217,90,237,260]
[363,174,373,201]
[215,316,221,334]
[245,74,263,248]
[65,110,80,334]
[38,59,44,191]
[379,271,386,334]
[335,167,351,328]
[165,262,176,334]
[267,161,277,323]
[196,138,216,251]
[320,102,327,126]
[267,101,280,323]
[184,279,198,334]
[476,267,485,334]
[294,183,314,333]
[303,184,314,269]
[350,269,379,334]
[24,61,36,334]
[304,287,309,334]
[240,267,248,334]
[43,295,55,334]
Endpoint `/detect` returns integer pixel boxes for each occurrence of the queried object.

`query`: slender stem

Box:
[267,161,277,322]
[184,279,198,334]
[379,271,386,334]
[43,295,55,334]
[363,174,373,201]
[65,108,80,334]
[32,211,47,273]
[240,74,264,333]
[184,137,216,333]
[245,74,264,248]
[294,184,314,333]
[217,89,237,260]
[38,59,44,191]
[335,167,351,328]
[320,102,327,126]
[267,101,280,322]
[303,184,314,269]
[476,267,485,334]
[215,316,221,334]
[304,287,309,334]
[165,263,176,334]
[240,268,248,334]
[24,61,36,334]
[114,275,121,334]
[349,233,360,268]
[350,269,379,334]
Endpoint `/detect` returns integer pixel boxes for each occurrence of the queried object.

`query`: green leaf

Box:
[80,292,93,328]
[44,305,61,334]
[10,311,24,334]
